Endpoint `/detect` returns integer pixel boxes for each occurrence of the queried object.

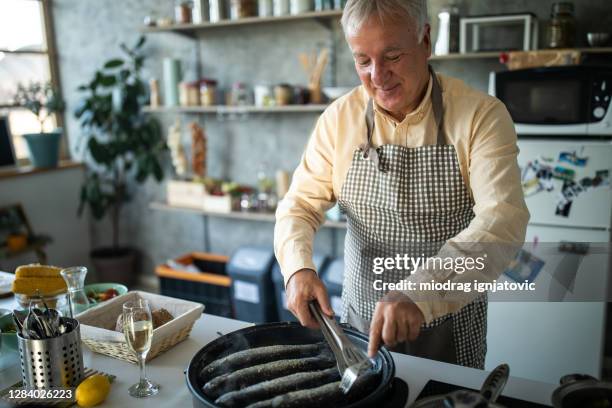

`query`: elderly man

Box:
[274,0,528,369]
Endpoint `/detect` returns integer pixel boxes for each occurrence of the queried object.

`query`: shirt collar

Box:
[370,73,433,127]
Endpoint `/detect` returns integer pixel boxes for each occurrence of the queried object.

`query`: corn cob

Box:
[12,277,67,296]
[15,264,63,279]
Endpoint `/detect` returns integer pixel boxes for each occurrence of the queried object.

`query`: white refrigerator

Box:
[486,139,612,384]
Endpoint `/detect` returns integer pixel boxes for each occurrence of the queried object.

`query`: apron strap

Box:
[362,65,447,150]
[361,98,376,155]
[429,65,447,146]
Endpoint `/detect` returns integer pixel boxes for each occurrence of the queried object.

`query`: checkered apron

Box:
[337,67,487,368]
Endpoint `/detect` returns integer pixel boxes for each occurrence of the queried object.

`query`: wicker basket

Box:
[76,291,204,363]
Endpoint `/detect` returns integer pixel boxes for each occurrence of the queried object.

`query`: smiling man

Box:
[274,0,529,368]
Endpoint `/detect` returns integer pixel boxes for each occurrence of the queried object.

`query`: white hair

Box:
[341,0,429,42]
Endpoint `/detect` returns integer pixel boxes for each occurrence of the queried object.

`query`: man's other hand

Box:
[368,291,424,357]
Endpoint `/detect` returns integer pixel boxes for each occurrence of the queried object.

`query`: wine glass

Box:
[122,299,160,398]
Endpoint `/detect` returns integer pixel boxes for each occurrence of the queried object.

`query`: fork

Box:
[308,302,373,394]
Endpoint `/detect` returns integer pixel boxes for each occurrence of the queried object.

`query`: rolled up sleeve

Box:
[274,111,338,286]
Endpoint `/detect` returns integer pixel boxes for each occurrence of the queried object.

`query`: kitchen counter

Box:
[0,296,557,407]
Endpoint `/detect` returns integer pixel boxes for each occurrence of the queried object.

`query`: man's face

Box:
[347,15,431,121]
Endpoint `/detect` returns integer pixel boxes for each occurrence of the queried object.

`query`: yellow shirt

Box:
[274,73,530,323]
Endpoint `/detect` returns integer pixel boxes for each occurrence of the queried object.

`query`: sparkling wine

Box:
[124,320,153,354]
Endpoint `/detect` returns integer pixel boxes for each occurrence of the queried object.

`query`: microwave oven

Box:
[488,65,612,136]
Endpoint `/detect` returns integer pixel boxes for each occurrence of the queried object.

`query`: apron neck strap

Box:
[429,65,447,146]
[363,65,447,150]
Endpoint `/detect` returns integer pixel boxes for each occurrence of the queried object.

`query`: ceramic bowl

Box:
[84,283,128,304]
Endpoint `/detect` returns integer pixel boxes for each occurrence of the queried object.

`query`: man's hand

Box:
[285,268,334,329]
[368,291,424,357]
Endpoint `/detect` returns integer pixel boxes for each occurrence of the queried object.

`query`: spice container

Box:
[254,85,274,106]
[230,0,257,19]
[200,79,217,106]
[149,78,160,107]
[209,0,226,22]
[274,84,293,105]
[290,0,313,14]
[259,0,273,17]
[230,82,250,106]
[175,0,193,24]
[192,0,210,23]
[314,0,333,10]
[179,81,200,106]
[546,2,576,48]
[273,0,290,16]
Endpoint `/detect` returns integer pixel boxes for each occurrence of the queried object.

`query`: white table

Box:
[0,295,557,407]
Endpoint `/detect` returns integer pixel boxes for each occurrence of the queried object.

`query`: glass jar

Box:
[546,2,576,49]
[230,0,257,19]
[273,0,290,16]
[231,82,250,106]
[259,0,273,17]
[60,266,91,318]
[200,79,217,106]
[290,0,313,15]
[175,0,194,24]
[274,84,293,105]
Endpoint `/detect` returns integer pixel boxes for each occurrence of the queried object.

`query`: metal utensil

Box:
[308,301,373,394]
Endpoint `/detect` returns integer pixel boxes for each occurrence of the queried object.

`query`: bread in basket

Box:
[76,291,204,363]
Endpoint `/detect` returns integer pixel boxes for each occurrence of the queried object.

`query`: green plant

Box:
[14,82,65,133]
[75,36,167,251]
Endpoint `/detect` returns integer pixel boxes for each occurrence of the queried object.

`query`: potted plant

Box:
[74,36,167,286]
[14,82,65,168]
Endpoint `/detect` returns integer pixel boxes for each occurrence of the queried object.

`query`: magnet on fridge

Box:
[504,249,545,283]
[552,166,575,182]
[559,151,588,167]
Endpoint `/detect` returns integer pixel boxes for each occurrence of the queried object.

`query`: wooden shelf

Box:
[141,10,343,35]
[430,47,612,61]
[0,161,83,181]
[150,202,347,229]
[143,104,328,114]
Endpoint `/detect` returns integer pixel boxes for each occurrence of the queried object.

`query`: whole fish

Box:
[215,367,340,408]
[245,381,344,408]
[203,354,335,399]
[200,343,325,382]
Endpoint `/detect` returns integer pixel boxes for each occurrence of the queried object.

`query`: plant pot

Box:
[90,247,138,287]
[22,131,62,168]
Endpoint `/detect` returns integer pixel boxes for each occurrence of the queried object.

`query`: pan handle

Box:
[480,364,510,403]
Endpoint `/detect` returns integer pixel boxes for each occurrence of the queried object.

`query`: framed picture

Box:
[0,116,17,167]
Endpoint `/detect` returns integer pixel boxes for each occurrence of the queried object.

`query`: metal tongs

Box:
[308,301,373,394]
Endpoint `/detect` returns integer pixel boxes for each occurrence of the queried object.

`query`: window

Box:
[0,0,63,162]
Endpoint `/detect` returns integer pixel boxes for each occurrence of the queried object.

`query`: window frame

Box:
[0,0,68,165]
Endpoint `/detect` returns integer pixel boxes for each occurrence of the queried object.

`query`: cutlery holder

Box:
[17,318,84,388]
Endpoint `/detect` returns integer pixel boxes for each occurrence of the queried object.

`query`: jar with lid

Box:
[546,2,576,49]
[175,0,193,24]
[274,84,293,106]
[273,0,290,16]
[290,0,313,15]
[200,79,217,106]
[230,82,250,106]
[230,0,257,19]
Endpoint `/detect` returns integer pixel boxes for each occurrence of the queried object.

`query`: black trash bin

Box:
[227,246,277,323]
[321,257,344,318]
[272,254,329,322]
